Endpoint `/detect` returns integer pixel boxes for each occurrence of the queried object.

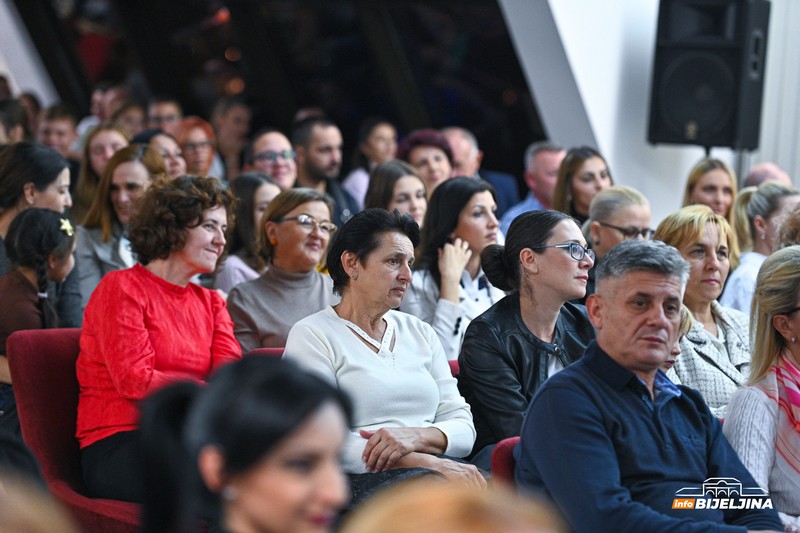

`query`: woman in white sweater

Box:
[724,246,800,530]
[284,208,482,490]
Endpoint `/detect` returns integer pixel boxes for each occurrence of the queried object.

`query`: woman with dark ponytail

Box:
[0,208,76,478]
[140,356,352,533]
[457,210,596,464]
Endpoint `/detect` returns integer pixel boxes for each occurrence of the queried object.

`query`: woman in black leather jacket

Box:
[458,210,596,461]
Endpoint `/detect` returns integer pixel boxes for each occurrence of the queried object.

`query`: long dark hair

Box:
[228,172,276,269]
[0,142,68,213]
[417,177,495,287]
[5,208,75,328]
[140,356,352,533]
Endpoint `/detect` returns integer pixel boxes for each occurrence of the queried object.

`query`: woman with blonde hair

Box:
[226,188,339,351]
[583,185,652,302]
[682,157,737,224]
[552,146,612,225]
[722,182,800,313]
[341,479,565,533]
[723,245,800,529]
[654,205,748,417]
[77,145,166,306]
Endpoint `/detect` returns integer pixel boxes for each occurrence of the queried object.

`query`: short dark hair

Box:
[351,116,394,170]
[291,117,338,149]
[243,127,284,166]
[396,128,453,165]
[482,210,573,292]
[327,208,420,296]
[0,142,68,212]
[129,175,236,265]
[42,103,78,125]
[364,160,422,211]
[6,208,76,328]
[417,177,495,287]
[140,356,352,532]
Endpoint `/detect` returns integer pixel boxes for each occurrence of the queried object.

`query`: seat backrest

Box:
[245,347,285,358]
[491,436,520,485]
[7,328,84,490]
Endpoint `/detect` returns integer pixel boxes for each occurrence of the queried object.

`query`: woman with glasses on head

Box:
[552,146,613,226]
[399,177,505,361]
[581,185,653,303]
[654,205,748,417]
[723,246,800,530]
[458,210,596,464]
[227,188,340,351]
[175,116,216,177]
[721,182,800,314]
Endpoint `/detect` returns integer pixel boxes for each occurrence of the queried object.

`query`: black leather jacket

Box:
[457,293,595,456]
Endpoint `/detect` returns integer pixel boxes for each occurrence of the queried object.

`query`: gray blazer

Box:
[76,225,132,309]
[666,300,750,418]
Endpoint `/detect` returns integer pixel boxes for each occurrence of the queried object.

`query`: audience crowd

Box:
[1,81,799,533]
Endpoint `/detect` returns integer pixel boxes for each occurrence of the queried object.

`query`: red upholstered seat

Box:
[448,359,459,377]
[245,347,285,358]
[7,328,140,532]
[491,436,520,486]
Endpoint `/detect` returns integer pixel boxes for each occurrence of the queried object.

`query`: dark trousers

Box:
[81,430,143,502]
[0,384,44,483]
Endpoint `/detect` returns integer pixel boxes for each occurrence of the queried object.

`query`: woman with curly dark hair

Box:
[76,175,241,502]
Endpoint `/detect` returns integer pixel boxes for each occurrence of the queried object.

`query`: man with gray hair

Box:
[441,126,519,217]
[500,141,565,234]
[515,240,783,533]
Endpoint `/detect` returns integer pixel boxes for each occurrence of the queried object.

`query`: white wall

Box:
[500,0,798,224]
[0,0,57,105]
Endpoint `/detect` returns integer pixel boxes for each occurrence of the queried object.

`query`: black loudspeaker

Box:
[648,0,771,150]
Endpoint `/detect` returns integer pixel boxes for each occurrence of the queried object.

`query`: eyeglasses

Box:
[533,242,596,262]
[597,221,655,240]
[254,149,296,163]
[184,141,213,152]
[276,214,337,234]
[781,306,800,316]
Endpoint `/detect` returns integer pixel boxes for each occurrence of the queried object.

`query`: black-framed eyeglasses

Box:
[597,221,655,240]
[276,214,337,234]
[533,242,596,262]
[254,149,296,162]
[781,306,800,316]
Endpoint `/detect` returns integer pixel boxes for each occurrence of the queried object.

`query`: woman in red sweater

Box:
[76,175,241,502]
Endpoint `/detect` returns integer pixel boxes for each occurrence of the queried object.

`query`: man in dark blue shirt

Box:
[515,239,782,533]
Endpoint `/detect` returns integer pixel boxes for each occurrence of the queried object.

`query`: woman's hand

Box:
[438,238,472,303]
[360,427,447,472]
[424,456,486,489]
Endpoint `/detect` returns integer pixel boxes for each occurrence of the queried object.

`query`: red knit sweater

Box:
[76,264,241,448]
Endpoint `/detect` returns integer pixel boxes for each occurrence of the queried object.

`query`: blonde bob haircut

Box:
[681,157,738,221]
[654,204,740,271]
[749,245,800,384]
[341,479,566,533]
